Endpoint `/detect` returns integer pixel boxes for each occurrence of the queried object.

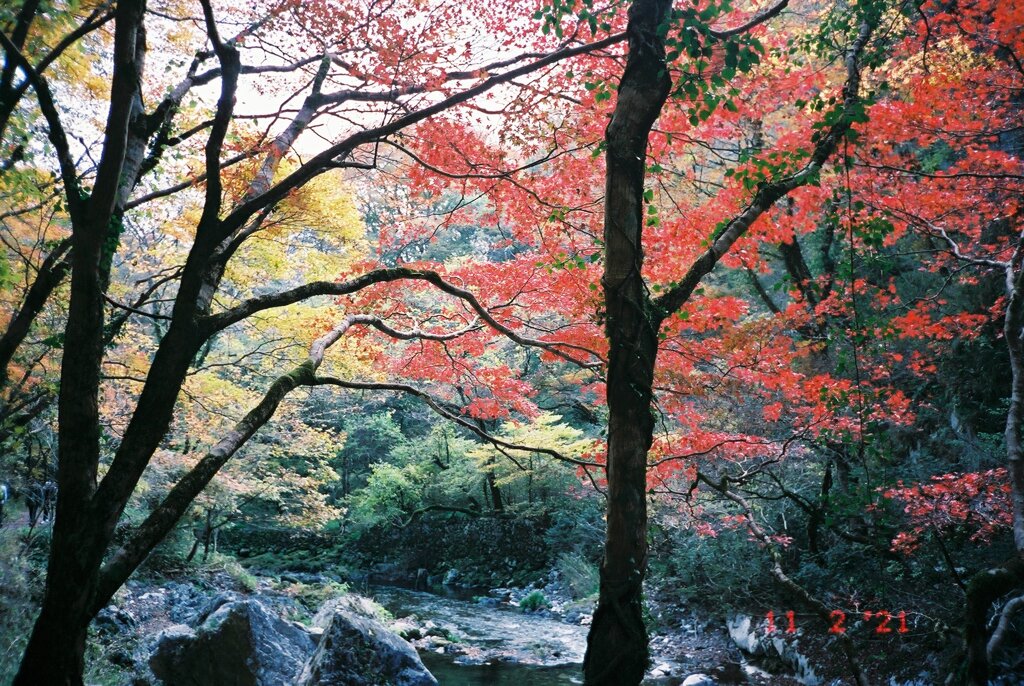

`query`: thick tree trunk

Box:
[583,1,671,683]
[13,2,147,682]
[964,555,1024,686]
[963,256,1024,684]
[582,9,873,683]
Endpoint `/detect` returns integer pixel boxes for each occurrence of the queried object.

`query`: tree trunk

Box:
[185,533,201,563]
[583,1,671,683]
[201,510,213,562]
[581,7,874,682]
[486,458,504,512]
[964,555,1024,686]
[15,510,107,686]
[963,251,1024,683]
[13,2,147,682]
[1002,262,1024,551]
[0,239,71,390]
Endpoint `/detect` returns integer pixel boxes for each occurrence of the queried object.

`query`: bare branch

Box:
[203,267,603,368]
[310,376,601,468]
[219,31,630,238]
[707,0,789,39]
[124,152,256,210]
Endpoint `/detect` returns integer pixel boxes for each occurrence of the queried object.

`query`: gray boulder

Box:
[149,599,314,686]
[95,605,137,636]
[727,614,820,686]
[298,605,437,686]
[165,582,211,625]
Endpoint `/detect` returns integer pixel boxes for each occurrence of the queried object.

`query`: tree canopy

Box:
[1,0,1023,684]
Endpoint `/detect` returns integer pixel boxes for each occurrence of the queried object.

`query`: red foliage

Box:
[881,469,1013,553]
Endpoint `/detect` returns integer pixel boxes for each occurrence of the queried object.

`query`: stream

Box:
[370,585,587,685]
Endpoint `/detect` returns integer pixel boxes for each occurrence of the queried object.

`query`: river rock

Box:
[727,614,820,686]
[682,674,716,686]
[149,599,314,686]
[165,582,211,624]
[298,604,438,686]
[370,561,407,584]
[312,594,382,628]
[280,571,332,586]
[443,568,460,586]
[648,662,673,678]
[95,606,137,636]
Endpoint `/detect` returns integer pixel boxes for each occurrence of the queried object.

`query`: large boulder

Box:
[149,599,314,686]
[727,614,820,686]
[298,605,437,686]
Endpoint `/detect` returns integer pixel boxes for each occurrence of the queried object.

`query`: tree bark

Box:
[584,9,874,683]
[583,1,671,683]
[963,233,1024,684]
[13,2,147,683]
[964,555,1024,686]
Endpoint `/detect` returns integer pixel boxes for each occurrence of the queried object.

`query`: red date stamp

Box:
[765,610,909,635]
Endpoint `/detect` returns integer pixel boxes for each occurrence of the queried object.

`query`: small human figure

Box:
[25,482,41,527]
[41,480,57,523]
[0,482,8,526]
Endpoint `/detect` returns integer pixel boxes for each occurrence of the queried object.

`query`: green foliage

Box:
[556,552,599,600]
[664,0,765,123]
[0,533,39,685]
[331,411,410,499]
[519,589,550,612]
[277,579,350,614]
[345,462,424,534]
[469,414,596,514]
[223,559,259,592]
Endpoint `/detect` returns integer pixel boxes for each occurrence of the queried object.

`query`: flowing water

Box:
[370,585,588,686]
[419,652,582,686]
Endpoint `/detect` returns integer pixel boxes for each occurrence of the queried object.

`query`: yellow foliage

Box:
[222,162,368,299]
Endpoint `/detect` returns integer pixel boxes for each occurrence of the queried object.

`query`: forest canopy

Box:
[0,0,1023,684]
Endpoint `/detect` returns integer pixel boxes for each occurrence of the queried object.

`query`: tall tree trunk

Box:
[486,457,504,512]
[13,2,147,682]
[1002,260,1024,552]
[583,1,671,683]
[582,7,874,681]
[963,253,1024,685]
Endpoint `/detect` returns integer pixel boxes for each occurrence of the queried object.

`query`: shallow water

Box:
[370,585,589,685]
[420,652,583,686]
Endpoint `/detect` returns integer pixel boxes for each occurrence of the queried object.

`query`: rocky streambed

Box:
[88,573,596,685]
[371,585,588,684]
[87,571,849,685]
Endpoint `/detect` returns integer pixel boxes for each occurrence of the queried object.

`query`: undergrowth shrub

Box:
[520,589,550,611]
[556,552,599,599]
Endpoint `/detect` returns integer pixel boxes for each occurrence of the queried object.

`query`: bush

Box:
[223,559,258,592]
[556,552,599,600]
[519,589,550,612]
[0,533,39,685]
